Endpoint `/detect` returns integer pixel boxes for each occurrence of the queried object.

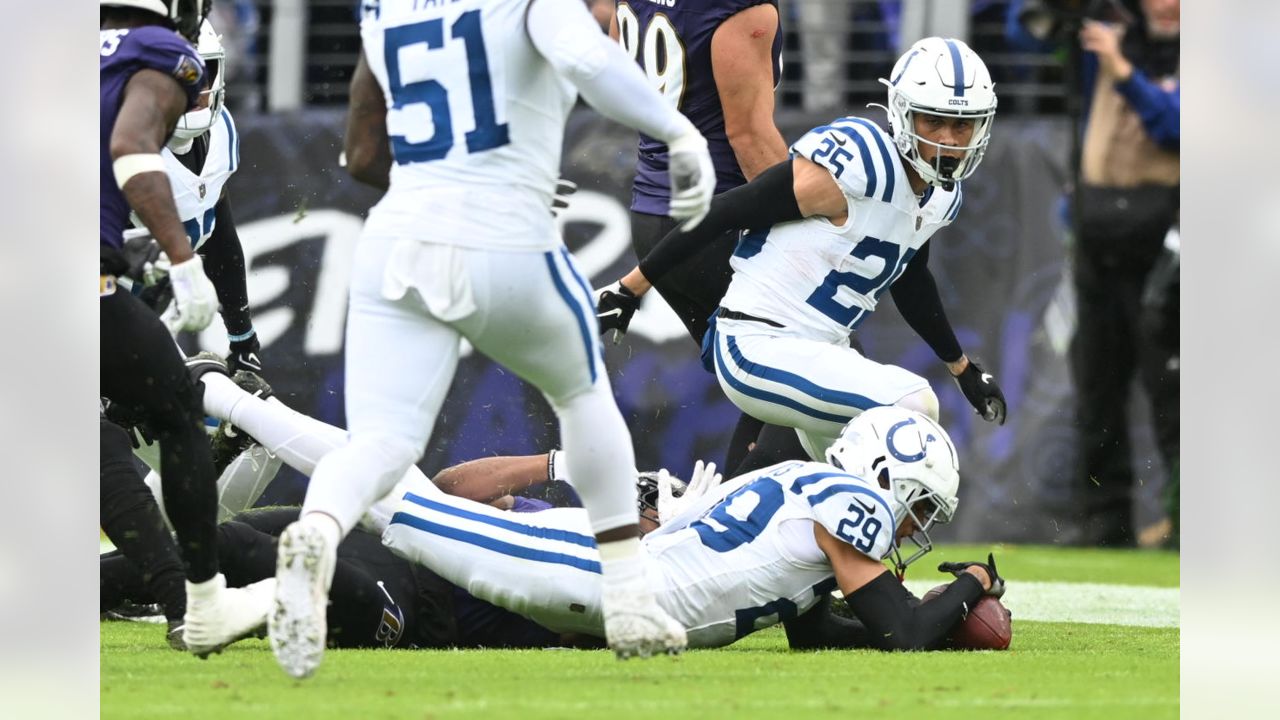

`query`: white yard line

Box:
[903,579,1180,628]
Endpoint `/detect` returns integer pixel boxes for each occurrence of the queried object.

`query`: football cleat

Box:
[182,573,271,659]
[601,577,687,660]
[209,370,274,473]
[231,370,274,401]
[167,619,187,651]
[185,351,230,384]
[270,521,336,679]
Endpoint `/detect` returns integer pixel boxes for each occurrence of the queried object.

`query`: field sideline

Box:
[101,545,1179,719]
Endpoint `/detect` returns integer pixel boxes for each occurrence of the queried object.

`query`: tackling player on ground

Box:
[382,406,1005,650]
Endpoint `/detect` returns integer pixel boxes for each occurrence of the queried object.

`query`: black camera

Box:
[1017,0,1136,42]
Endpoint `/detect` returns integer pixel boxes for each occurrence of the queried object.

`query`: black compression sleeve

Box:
[889,242,964,363]
[844,571,983,650]
[784,594,874,650]
[638,159,803,283]
[199,195,254,339]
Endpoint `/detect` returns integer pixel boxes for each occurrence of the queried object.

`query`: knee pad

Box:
[895,387,940,422]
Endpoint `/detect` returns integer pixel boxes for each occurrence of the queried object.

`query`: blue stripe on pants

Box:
[714,334,849,425]
[544,251,598,384]
[725,336,881,413]
[401,492,597,548]
[389,511,603,574]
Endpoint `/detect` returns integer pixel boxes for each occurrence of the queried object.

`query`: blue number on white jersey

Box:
[806,237,917,328]
[690,478,786,553]
[383,9,510,164]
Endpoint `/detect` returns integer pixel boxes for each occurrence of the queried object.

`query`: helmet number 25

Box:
[615,3,686,109]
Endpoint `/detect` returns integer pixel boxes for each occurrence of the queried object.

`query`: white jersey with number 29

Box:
[643,459,897,647]
[359,0,575,250]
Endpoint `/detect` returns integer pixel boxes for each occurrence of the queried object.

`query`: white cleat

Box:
[269,521,335,679]
[602,581,687,660]
[182,573,270,659]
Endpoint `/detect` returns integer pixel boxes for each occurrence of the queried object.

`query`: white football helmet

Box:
[171,19,226,146]
[874,37,997,190]
[825,406,960,575]
[100,1,211,41]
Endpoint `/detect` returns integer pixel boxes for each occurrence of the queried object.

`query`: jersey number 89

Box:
[383,10,509,164]
[615,3,686,109]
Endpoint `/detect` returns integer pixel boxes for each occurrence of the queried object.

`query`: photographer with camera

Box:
[1011,0,1179,547]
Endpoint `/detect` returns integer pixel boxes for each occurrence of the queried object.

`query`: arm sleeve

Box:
[1115,68,1180,150]
[525,0,691,144]
[783,595,875,650]
[889,242,964,363]
[199,195,254,340]
[638,159,802,282]
[844,571,984,651]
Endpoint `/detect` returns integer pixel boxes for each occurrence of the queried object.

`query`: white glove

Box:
[656,459,722,525]
[166,254,218,332]
[666,127,716,230]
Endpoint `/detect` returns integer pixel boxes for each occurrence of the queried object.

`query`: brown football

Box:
[923,584,1013,650]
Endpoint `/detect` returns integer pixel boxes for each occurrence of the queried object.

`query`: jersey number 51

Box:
[384,11,510,164]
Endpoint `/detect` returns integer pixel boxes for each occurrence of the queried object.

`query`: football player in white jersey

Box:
[186,363,1004,650]
[119,19,262,373]
[598,37,1009,460]
[381,406,1005,649]
[270,0,717,678]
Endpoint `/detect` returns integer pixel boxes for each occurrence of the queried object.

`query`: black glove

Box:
[596,282,640,344]
[101,398,154,449]
[938,553,1006,599]
[953,360,1007,425]
[228,333,263,374]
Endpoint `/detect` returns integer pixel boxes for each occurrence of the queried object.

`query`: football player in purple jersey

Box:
[599,1,816,477]
[100,0,269,658]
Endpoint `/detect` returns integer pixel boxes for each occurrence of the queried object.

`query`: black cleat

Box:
[186,351,230,384]
[231,370,273,401]
[167,619,188,651]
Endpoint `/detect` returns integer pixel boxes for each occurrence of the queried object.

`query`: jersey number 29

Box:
[383,11,509,164]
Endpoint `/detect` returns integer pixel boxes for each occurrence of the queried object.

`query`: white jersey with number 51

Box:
[359,0,575,250]
[643,459,897,647]
[720,117,963,344]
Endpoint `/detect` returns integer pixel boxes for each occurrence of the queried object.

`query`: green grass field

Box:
[101,544,1179,719]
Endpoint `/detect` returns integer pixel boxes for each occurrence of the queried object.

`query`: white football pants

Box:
[302,235,639,537]
[711,325,931,459]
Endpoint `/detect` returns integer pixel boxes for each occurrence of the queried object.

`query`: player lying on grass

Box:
[110,364,1006,652]
[183,361,1007,651]
[381,406,1005,650]
[102,504,599,651]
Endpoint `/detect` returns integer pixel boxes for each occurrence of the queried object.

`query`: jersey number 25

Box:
[384,11,509,164]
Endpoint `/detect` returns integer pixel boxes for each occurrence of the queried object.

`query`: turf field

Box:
[101,544,1179,719]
